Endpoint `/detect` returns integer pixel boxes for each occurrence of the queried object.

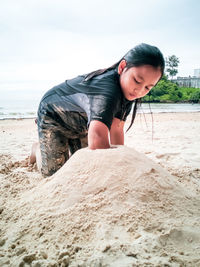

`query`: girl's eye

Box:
[134,78,141,84]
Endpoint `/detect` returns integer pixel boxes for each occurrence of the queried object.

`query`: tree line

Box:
[142,55,200,103]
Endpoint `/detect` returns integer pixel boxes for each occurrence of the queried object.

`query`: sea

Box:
[0,88,200,120]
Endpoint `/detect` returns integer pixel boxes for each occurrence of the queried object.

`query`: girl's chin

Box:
[126,94,137,101]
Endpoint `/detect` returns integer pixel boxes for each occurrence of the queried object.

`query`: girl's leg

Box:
[39,128,70,177]
[81,135,88,148]
[29,142,43,173]
[68,138,81,155]
[68,135,88,156]
[35,142,42,173]
[29,142,38,164]
[35,101,88,176]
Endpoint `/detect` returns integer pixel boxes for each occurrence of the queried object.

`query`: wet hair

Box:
[84,43,165,131]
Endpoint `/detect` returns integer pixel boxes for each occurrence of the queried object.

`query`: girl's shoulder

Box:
[93,68,119,81]
[85,68,120,91]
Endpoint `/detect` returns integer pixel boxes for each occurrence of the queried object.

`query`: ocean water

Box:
[138,102,200,114]
[0,87,46,120]
[0,88,200,120]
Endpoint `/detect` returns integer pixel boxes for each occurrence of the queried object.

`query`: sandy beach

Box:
[0,112,200,266]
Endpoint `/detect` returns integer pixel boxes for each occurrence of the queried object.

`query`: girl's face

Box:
[118,61,161,101]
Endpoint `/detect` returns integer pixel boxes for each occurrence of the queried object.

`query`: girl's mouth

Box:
[129,93,136,98]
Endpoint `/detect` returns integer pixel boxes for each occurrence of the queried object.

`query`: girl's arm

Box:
[88,120,110,149]
[110,118,124,145]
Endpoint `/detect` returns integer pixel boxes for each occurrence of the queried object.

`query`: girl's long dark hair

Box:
[84,43,165,131]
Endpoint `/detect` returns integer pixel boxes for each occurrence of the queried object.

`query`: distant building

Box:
[194,69,200,78]
[172,68,200,88]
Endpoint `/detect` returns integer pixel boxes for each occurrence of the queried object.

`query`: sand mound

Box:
[1,146,200,266]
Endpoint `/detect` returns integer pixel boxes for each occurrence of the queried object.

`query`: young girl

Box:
[30,43,165,177]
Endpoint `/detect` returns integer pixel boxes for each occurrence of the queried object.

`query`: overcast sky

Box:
[1,0,200,92]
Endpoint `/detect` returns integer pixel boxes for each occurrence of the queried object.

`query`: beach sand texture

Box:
[0,113,200,266]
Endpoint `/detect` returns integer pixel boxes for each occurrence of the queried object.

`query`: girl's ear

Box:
[118,59,127,75]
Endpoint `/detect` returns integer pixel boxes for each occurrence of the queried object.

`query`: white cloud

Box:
[0,0,199,91]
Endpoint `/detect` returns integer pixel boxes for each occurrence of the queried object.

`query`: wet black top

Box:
[40,68,133,130]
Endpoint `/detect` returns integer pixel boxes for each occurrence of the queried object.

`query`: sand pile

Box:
[1,146,200,266]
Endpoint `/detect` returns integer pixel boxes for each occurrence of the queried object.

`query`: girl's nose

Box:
[134,86,142,96]
[135,85,146,96]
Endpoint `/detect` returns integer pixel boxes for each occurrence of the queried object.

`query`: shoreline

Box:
[1,102,200,121]
[0,110,200,121]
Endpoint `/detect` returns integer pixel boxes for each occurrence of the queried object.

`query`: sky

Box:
[1,0,200,95]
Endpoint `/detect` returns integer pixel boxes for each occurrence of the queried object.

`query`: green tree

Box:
[190,91,200,103]
[143,75,181,103]
[168,85,182,102]
[165,55,180,80]
[143,75,200,103]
